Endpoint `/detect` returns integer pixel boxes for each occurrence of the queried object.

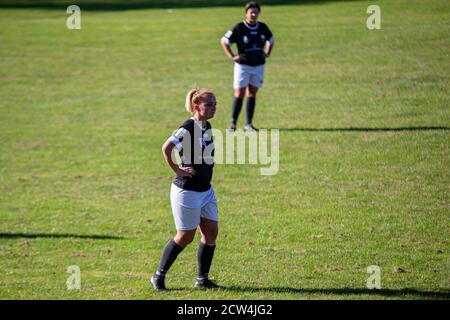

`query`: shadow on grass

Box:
[223,286,450,299]
[0,232,124,240]
[273,126,450,132]
[0,0,361,11]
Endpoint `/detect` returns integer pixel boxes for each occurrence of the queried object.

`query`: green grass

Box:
[0,0,449,299]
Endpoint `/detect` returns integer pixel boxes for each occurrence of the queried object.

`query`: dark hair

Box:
[245,1,260,13]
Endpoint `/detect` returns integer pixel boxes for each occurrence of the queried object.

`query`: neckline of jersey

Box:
[243,20,259,30]
[190,117,206,130]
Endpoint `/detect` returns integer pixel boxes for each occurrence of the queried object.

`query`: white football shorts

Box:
[170,183,218,231]
[233,63,265,89]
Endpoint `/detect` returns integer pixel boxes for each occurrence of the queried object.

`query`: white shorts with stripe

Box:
[170,183,218,231]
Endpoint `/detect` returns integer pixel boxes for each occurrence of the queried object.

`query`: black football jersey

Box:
[170,118,214,192]
[222,21,274,66]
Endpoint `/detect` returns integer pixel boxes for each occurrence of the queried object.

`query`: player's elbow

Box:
[161,146,167,159]
[162,141,170,154]
[162,140,175,155]
[220,37,231,47]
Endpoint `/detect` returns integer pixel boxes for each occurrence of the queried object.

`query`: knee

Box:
[234,89,245,99]
[201,228,218,245]
[246,91,257,98]
[246,87,258,98]
[174,232,195,248]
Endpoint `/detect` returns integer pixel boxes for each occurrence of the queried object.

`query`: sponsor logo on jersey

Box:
[243,35,249,44]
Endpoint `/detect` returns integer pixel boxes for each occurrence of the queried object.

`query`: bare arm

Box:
[162,139,196,177]
[221,41,241,62]
[264,41,274,58]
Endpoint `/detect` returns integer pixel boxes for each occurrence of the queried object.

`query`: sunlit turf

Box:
[0,0,449,299]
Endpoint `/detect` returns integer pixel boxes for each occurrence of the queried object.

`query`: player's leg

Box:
[175,229,198,247]
[195,218,220,289]
[245,65,265,131]
[234,87,246,99]
[151,229,196,290]
[199,217,218,245]
[229,63,250,131]
[229,87,246,131]
[195,190,220,289]
[245,85,258,131]
[151,185,201,290]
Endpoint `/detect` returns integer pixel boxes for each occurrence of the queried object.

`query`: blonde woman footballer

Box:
[151,88,220,290]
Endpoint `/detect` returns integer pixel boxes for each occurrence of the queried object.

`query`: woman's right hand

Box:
[177,166,197,178]
[232,55,242,62]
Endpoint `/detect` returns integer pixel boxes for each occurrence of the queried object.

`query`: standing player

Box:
[150,88,220,290]
[221,1,274,132]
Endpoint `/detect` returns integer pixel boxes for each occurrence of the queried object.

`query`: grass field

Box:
[0,0,449,299]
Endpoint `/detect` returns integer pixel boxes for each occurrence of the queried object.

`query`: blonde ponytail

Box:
[185,88,214,114]
[185,88,199,113]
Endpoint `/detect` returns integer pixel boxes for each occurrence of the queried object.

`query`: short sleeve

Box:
[263,24,274,45]
[221,24,238,45]
[170,127,188,151]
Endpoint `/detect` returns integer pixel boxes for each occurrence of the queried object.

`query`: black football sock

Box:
[231,97,244,125]
[245,97,256,125]
[155,239,184,277]
[197,242,216,281]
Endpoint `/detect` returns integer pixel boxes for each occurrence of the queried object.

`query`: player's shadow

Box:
[224,286,450,299]
[0,232,124,240]
[274,126,450,132]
